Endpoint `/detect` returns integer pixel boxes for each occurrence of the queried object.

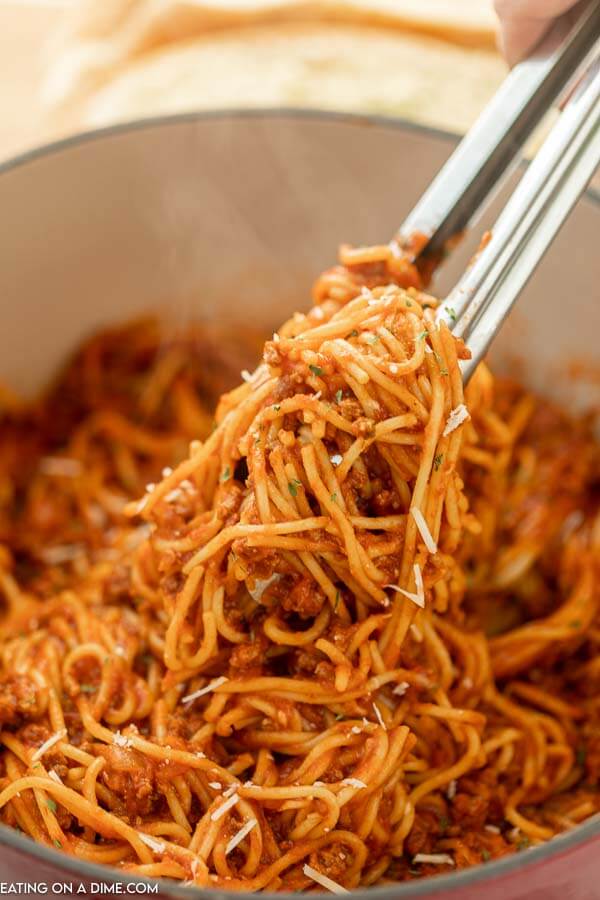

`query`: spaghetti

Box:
[0,249,598,891]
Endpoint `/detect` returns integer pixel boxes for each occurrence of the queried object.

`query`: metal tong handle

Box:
[438,52,600,381]
[397,0,600,260]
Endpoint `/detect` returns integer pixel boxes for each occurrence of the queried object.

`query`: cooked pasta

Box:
[0,248,598,892]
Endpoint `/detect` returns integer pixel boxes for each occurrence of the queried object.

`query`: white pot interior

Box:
[0,113,598,407]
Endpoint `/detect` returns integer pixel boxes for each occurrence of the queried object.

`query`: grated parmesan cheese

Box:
[385,562,425,609]
[413,562,424,599]
[372,702,386,730]
[241,369,253,383]
[247,574,279,604]
[31,729,67,763]
[48,770,63,784]
[138,833,165,854]
[133,496,148,515]
[446,779,457,800]
[351,726,362,735]
[225,818,258,855]
[40,545,84,565]
[393,681,410,696]
[484,824,501,834]
[413,853,454,866]
[303,864,349,894]
[330,454,343,467]
[208,782,222,790]
[211,793,240,822]
[411,507,438,554]
[342,778,366,789]
[182,676,228,706]
[39,457,82,478]
[443,403,470,437]
[385,584,422,608]
[113,731,133,749]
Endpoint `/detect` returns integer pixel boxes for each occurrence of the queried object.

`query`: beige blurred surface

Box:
[0,1,68,159]
[1,2,597,190]
[75,27,505,134]
[0,0,506,162]
[43,0,505,139]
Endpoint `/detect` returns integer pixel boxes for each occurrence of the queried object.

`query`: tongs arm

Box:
[397,0,600,261]
[438,51,600,381]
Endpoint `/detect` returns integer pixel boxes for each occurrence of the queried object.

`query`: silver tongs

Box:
[397,0,600,381]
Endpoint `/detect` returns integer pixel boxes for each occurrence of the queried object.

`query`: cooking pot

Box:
[0,110,598,899]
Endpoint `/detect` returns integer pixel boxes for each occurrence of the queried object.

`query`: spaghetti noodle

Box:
[0,249,598,891]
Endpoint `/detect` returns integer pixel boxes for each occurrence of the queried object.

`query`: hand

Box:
[494,0,583,65]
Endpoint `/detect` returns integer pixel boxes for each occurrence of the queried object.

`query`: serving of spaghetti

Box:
[0,244,598,892]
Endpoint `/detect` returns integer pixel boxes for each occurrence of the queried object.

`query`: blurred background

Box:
[0,0,506,161]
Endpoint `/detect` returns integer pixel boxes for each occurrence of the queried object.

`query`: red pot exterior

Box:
[1,830,600,900]
[421,834,600,900]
